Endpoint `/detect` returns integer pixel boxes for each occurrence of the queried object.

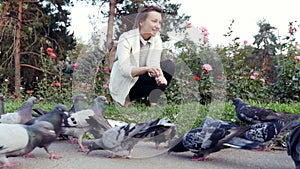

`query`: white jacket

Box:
[109,29,163,105]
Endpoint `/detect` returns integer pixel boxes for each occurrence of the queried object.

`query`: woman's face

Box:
[139,11,162,40]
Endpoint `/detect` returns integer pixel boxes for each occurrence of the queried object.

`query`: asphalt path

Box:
[8,139,295,169]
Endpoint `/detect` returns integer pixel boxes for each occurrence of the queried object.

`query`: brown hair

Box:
[133,5,164,29]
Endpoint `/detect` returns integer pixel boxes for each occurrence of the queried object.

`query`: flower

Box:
[260,78,266,83]
[194,75,200,81]
[104,67,110,73]
[55,82,61,87]
[202,64,213,71]
[294,56,300,61]
[103,84,109,89]
[216,75,222,79]
[26,90,34,94]
[243,40,248,45]
[97,67,101,71]
[186,23,192,28]
[46,47,53,53]
[72,62,78,69]
[50,53,57,59]
[253,72,260,77]
[199,26,208,32]
[250,75,256,80]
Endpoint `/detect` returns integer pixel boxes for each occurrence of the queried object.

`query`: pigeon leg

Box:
[121,150,133,159]
[44,147,62,159]
[23,153,35,158]
[78,143,87,153]
[68,138,78,144]
[48,152,62,159]
[0,159,19,168]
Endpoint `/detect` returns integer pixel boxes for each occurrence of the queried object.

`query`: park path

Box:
[8,139,295,169]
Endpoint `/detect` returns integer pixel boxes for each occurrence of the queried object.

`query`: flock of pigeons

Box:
[0,94,300,168]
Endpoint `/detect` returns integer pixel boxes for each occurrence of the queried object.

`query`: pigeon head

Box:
[28,96,39,105]
[54,104,68,117]
[232,98,243,106]
[96,96,109,105]
[74,93,88,102]
[87,140,104,154]
[30,121,56,137]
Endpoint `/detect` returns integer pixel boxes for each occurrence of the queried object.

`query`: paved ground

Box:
[7,139,295,169]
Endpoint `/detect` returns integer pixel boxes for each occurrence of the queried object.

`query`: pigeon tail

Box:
[168,137,189,153]
[224,137,261,150]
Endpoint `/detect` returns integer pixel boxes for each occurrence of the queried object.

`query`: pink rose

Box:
[202,64,213,71]
[186,23,192,28]
[294,56,300,61]
[72,62,78,69]
[103,84,109,89]
[250,75,256,80]
[243,40,248,45]
[104,67,110,73]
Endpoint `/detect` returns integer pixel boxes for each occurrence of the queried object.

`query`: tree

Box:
[0,0,76,96]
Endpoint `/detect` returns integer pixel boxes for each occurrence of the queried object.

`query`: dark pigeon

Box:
[87,118,175,159]
[148,119,177,149]
[62,96,111,152]
[24,104,68,159]
[0,94,4,115]
[242,113,300,150]
[0,97,39,124]
[287,124,300,169]
[168,116,259,161]
[0,121,56,168]
[232,98,290,124]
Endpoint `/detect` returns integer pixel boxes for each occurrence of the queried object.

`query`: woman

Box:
[109,5,175,107]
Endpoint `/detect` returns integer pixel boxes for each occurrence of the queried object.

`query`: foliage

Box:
[0,0,76,94]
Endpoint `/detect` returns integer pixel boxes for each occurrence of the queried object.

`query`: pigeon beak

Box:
[49,129,56,136]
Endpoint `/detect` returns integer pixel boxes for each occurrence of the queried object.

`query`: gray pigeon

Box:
[24,104,68,159]
[148,119,177,149]
[87,118,175,159]
[62,96,111,152]
[0,97,39,124]
[232,98,290,124]
[0,121,55,168]
[0,94,4,115]
[287,124,300,169]
[168,116,259,161]
[68,93,88,114]
[242,113,300,150]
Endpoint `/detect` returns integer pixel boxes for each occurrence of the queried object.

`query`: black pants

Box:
[128,59,175,103]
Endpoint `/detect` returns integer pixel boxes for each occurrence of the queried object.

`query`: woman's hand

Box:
[155,75,167,86]
[147,67,163,78]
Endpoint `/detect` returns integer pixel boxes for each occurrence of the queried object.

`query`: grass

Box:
[3,98,300,136]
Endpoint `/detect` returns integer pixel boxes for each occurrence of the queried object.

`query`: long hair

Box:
[132,5,164,29]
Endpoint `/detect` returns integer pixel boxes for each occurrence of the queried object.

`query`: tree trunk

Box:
[15,0,23,96]
[106,0,116,50]
[0,2,11,39]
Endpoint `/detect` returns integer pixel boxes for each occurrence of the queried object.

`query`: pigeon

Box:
[168,116,259,161]
[0,94,4,115]
[232,98,290,124]
[87,118,175,159]
[67,93,88,115]
[148,119,177,149]
[0,121,56,168]
[24,104,68,159]
[242,113,300,150]
[62,96,111,152]
[287,124,300,169]
[0,96,39,124]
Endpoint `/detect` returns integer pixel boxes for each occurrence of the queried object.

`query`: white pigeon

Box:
[0,121,55,168]
[62,96,111,152]
[0,97,39,124]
